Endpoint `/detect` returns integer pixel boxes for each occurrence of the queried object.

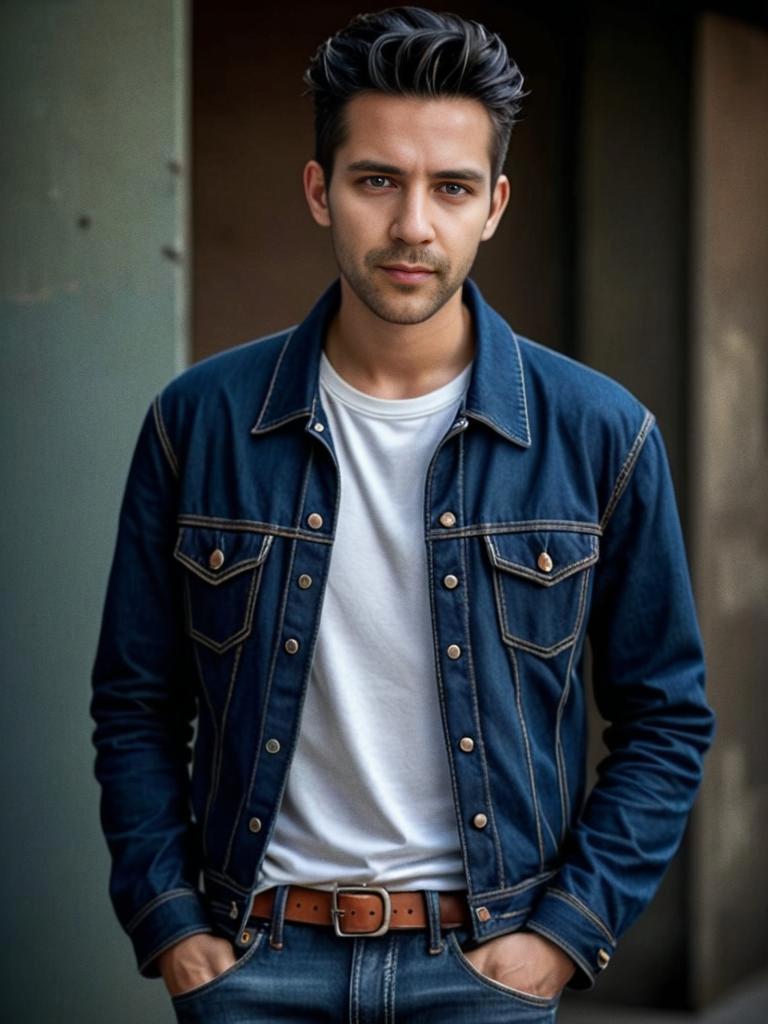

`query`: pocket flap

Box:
[174,527,273,585]
[485,531,598,586]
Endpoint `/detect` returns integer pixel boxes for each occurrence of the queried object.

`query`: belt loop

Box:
[424,891,444,955]
[269,885,289,950]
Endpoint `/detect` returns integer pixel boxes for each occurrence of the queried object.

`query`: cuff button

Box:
[597,948,611,969]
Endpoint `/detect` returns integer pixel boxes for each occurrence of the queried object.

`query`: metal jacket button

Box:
[473,813,488,829]
[439,511,457,528]
[459,737,475,753]
[248,817,262,833]
[537,552,554,573]
[447,644,462,660]
[443,574,459,589]
[307,513,324,529]
[208,548,225,570]
[265,738,281,754]
[284,638,300,654]
[297,574,313,589]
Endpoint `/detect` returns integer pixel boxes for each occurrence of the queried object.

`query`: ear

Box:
[304,160,331,227]
[480,174,510,242]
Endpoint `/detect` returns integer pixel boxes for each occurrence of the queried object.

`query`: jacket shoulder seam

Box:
[599,409,655,532]
[152,394,179,479]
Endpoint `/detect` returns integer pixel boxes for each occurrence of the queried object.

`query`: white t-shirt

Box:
[258,353,471,892]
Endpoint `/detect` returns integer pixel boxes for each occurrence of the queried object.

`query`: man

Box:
[92,7,715,1021]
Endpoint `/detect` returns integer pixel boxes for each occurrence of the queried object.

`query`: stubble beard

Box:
[331,235,477,326]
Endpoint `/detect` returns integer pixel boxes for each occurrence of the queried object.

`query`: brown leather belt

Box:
[250,885,470,938]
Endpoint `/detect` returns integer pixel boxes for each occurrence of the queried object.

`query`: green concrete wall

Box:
[0,2,187,1020]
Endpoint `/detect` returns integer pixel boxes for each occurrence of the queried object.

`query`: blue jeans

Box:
[172,892,561,1022]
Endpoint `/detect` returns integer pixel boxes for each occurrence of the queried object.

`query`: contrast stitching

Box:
[492,559,593,659]
[185,564,262,654]
[152,394,179,479]
[203,868,253,893]
[171,927,267,1005]
[206,641,245,841]
[514,332,532,445]
[173,532,274,585]
[252,330,294,430]
[556,635,579,843]
[251,408,312,433]
[192,639,219,859]
[383,933,398,1024]
[429,520,603,540]
[525,921,595,985]
[224,447,314,872]
[127,888,198,934]
[458,439,506,888]
[485,537,599,586]
[472,869,558,900]
[509,647,545,869]
[465,410,530,448]
[176,515,333,544]
[496,907,532,920]
[548,889,616,943]
[424,429,473,890]
[139,925,213,975]
[351,939,364,1024]
[600,410,655,531]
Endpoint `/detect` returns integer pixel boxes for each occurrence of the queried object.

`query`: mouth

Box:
[380,264,437,284]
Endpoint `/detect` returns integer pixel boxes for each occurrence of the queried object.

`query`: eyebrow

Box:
[345,160,486,184]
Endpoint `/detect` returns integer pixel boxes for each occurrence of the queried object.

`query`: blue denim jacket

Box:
[92,279,714,988]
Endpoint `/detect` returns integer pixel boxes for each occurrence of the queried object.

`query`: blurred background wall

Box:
[1,1,766,1021]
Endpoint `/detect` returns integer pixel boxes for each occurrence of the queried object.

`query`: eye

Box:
[364,175,394,189]
[438,183,469,197]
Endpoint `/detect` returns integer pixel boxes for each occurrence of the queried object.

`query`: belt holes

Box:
[407,908,414,915]
[369,910,375,916]
[313,905,319,911]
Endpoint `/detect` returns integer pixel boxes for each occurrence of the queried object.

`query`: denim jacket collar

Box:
[251,277,531,448]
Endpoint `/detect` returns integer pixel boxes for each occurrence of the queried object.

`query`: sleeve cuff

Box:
[524,887,616,990]
[126,888,213,977]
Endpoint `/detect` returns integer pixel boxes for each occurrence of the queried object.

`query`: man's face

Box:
[304,93,509,326]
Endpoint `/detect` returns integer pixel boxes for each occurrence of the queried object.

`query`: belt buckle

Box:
[331,883,392,938]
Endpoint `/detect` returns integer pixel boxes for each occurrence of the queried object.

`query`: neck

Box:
[324,279,473,399]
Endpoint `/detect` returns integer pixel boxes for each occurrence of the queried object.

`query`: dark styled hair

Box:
[304,6,525,184]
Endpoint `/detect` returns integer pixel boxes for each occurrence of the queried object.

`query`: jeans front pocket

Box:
[446,931,562,1012]
[171,925,267,1011]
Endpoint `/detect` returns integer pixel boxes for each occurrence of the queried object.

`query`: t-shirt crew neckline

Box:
[319,351,473,420]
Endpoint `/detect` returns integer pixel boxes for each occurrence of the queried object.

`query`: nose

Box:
[389,188,436,247]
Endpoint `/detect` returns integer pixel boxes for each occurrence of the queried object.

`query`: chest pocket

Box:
[174,527,274,653]
[485,530,599,658]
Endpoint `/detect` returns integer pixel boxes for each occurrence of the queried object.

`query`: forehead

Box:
[337,93,494,175]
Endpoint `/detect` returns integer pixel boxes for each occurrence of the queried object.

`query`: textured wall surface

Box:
[0,2,187,1021]
[691,12,768,1006]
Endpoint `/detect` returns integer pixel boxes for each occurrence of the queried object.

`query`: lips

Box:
[380,264,436,283]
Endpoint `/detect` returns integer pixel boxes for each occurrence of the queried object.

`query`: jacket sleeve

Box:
[524,419,715,988]
[91,396,212,976]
